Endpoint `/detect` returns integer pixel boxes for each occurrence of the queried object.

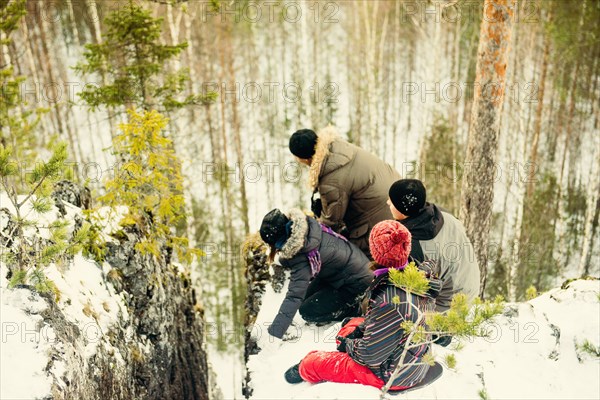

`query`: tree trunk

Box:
[350,6,362,145]
[584,188,600,276]
[0,3,11,68]
[526,36,549,198]
[553,60,581,248]
[42,14,85,172]
[578,99,600,276]
[85,0,116,137]
[21,17,50,143]
[556,1,585,214]
[460,0,517,297]
[66,0,81,46]
[225,36,250,236]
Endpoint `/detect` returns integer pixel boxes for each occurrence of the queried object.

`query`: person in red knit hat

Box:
[283,220,442,390]
[369,219,413,270]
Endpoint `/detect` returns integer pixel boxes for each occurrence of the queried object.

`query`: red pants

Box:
[298,318,411,391]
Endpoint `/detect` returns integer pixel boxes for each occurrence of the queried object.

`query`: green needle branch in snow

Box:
[381,293,505,398]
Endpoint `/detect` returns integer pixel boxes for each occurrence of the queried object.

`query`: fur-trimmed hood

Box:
[308,126,339,190]
[279,208,310,260]
[266,207,373,339]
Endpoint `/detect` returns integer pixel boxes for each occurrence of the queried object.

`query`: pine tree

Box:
[460,0,517,296]
[73,1,215,113]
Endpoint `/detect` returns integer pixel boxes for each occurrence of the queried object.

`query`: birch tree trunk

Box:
[66,0,81,46]
[460,0,517,297]
[526,33,550,198]
[41,13,85,170]
[21,17,50,143]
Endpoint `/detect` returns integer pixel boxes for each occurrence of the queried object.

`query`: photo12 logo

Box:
[396,1,539,24]
[197,1,341,24]
[401,81,539,104]
[200,81,340,104]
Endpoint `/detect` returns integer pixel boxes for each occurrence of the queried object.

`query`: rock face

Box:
[104,225,209,400]
[52,180,92,215]
[241,234,270,399]
[1,183,210,400]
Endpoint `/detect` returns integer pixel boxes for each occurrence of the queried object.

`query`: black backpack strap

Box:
[411,238,425,262]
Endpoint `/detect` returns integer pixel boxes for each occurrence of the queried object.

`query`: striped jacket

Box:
[345,261,441,388]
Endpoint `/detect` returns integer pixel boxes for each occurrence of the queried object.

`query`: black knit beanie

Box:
[259,209,290,246]
[389,179,427,217]
[289,129,318,159]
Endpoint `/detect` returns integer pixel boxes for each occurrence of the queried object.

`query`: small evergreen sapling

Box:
[444,353,457,369]
[99,109,201,264]
[0,143,94,300]
[576,339,600,359]
[478,388,490,400]
[526,285,538,300]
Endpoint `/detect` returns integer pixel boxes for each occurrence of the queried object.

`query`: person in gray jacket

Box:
[387,179,480,311]
[259,208,373,339]
[289,127,401,257]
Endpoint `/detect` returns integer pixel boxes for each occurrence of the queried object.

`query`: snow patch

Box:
[0,285,54,400]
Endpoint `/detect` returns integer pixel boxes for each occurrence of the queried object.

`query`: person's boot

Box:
[284,363,304,384]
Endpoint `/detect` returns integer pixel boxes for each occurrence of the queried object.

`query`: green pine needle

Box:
[445,353,457,369]
[8,269,27,288]
[388,262,430,296]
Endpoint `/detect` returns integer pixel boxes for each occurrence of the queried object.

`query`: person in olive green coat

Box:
[289,127,401,257]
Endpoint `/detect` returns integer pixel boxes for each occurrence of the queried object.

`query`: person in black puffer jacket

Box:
[259,208,373,339]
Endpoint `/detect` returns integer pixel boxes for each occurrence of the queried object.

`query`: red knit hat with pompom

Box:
[369,220,412,269]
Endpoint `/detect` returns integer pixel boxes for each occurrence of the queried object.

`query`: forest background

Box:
[1,0,598,360]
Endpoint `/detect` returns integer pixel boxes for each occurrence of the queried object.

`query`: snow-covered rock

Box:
[0,188,211,400]
[247,277,600,399]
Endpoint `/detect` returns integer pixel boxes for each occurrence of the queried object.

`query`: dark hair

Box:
[369,261,383,271]
[268,244,277,264]
[289,129,318,159]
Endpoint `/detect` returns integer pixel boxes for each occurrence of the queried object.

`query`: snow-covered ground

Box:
[247,278,600,400]
[208,347,244,399]
[0,286,56,399]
